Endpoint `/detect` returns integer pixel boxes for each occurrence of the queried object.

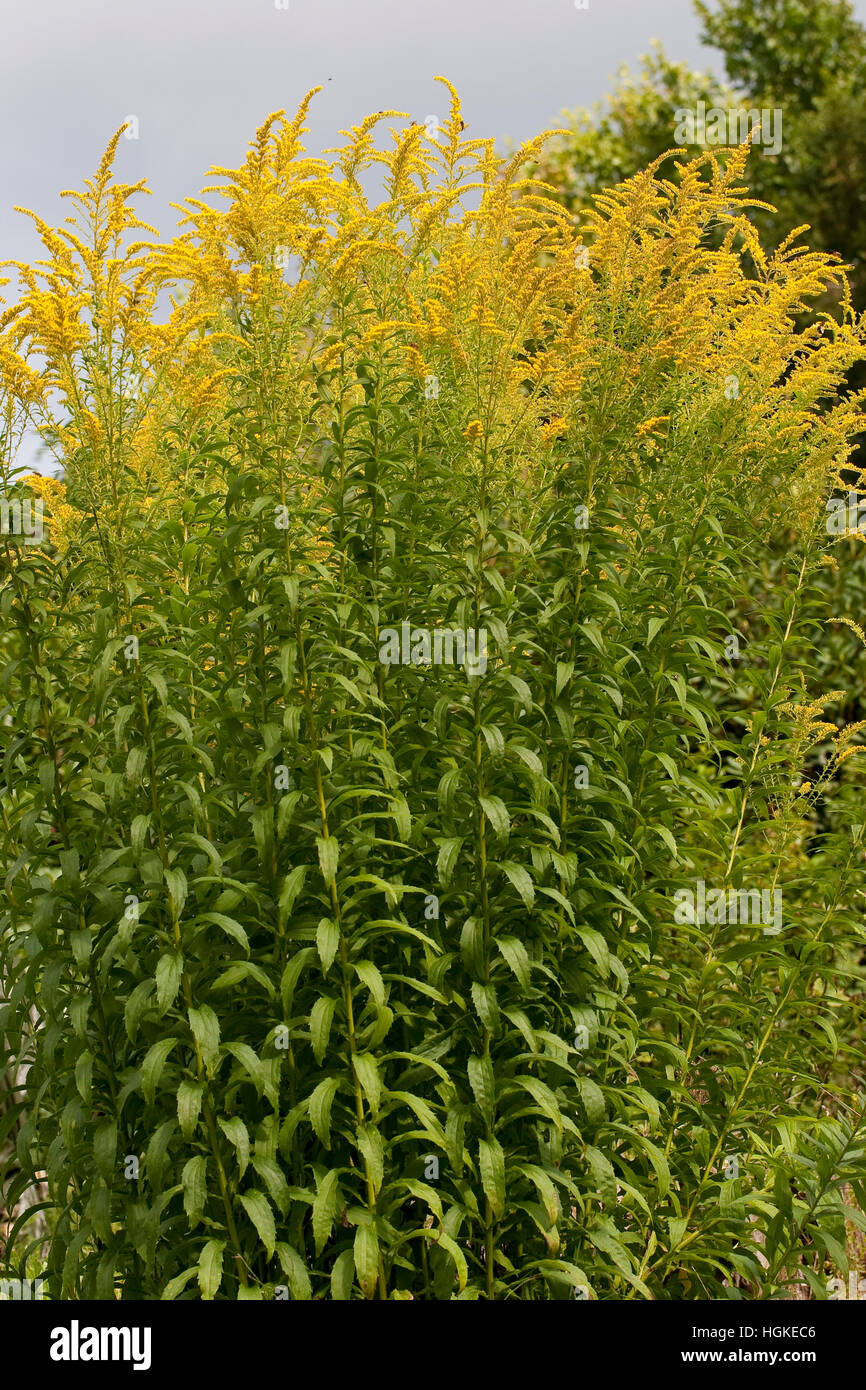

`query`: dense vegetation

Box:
[1,78,865,1299]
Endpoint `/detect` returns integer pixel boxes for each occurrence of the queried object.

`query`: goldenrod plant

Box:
[0,82,864,1299]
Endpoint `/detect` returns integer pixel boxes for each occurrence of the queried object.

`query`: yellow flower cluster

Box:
[22,474,82,552]
[0,80,861,562]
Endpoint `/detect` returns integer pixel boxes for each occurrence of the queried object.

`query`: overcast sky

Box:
[7,0,866,268]
[3,0,866,472]
[0,0,832,262]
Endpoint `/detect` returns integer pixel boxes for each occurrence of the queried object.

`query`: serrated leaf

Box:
[356,1123,385,1194]
[124,979,155,1042]
[577,1077,606,1126]
[155,952,183,1013]
[354,960,386,1009]
[479,795,510,838]
[275,1242,311,1300]
[278,865,307,928]
[141,1037,176,1105]
[238,1190,276,1259]
[312,1169,341,1255]
[468,1054,495,1125]
[317,917,340,972]
[437,837,463,886]
[501,862,535,909]
[197,912,250,954]
[177,1081,204,1140]
[586,1145,617,1207]
[471,980,500,1031]
[182,1155,207,1227]
[317,835,340,888]
[576,926,610,975]
[352,1052,381,1115]
[310,996,337,1064]
[197,1239,225,1300]
[188,1005,220,1075]
[164,866,187,920]
[218,1116,250,1177]
[497,935,531,989]
[478,1136,506,1218]
[354,1223,379,1299]
[252,1155,291,1216]
[309,1077,341,1147]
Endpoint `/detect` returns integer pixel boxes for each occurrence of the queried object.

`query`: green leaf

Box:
[211,961,275,995]
[93,1119,117,1181]
[576,926,610,975]
[161,1267,199,1301]
[432,1230,468,1292]
[309,1077,342,1148]
[352,1052,381,1115]
[317,917,340,973]
[436,837,463,886]
[468,1054,496,1126]
[496,935,531,989]
[310,996,337,1064]
[354,960,386,1009]
[586,1145,617,1208]
[155,952,183,1013]
[142,1038,177,1104]
[218,1116,250,1177]
[555,661,574,697]
[238,1190,276,1259]
[471,980,500,1031]
[197,1239,225,1300]
[278,865,307,928]
[317,835,340,888]
[577,1077,606,1126]
[479,1136,506,1219]
[196,912,250,954]
[390,792,411,841]
[330,1248,355,1300]
[479,795,511,839]
[501,862,535,909]
[75,1050,93,1103]
[512,1075,562,1129]
[164,866,188,920]
[124,979,155,1042]
[275,1242,312,1300]
[312,1169,341,1255]
[177,1081,204,1140]
[182,1155,207,1227]
[251,1155,291,1216]
[281,946,316,1016]
[145,1120,175,1189]
[188,1005,220,1075]
[354,1223,379,1299]
[355,1123,385,1193]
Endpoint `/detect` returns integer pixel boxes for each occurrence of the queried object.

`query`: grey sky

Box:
[3,0,866,473]
[2,0,839,265]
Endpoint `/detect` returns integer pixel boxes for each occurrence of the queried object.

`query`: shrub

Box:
[1,84,865,1300]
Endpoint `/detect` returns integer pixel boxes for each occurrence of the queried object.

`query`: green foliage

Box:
[1,97,865,1301]
[695,0,866,109]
